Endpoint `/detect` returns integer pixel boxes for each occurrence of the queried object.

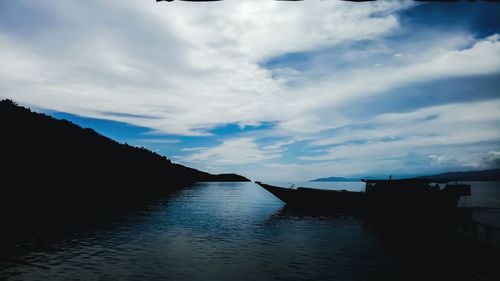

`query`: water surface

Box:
[1,182,499,280]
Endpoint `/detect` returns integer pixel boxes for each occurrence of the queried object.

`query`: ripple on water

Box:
[1,182,464,281]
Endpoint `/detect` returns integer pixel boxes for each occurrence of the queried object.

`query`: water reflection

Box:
[266,205,364,223]
[1,182,498,281]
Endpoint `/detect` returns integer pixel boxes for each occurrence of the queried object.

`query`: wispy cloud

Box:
[1,0,499,180]
[0,0,411,135]
[183,138,282,165]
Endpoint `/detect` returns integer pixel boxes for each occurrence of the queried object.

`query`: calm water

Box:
[1,181,499,281]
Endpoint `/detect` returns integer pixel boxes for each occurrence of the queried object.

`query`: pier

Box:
[374,201,500,281]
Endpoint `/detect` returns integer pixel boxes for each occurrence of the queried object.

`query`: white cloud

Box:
[311,99,500,147]
[3,2,498,138]
[0,0,411,135]
[278,34,500,129]
[262,140,295,151]
[300,100,500,173]
[181,147,207,152]
[1,1,500,180]
[478,151,500,168]
[183,137,281,165]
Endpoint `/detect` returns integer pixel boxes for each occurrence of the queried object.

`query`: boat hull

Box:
[256,182,365,209]
[256,181,469,210]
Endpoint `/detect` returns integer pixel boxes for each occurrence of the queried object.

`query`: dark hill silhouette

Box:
[416,169,500,182]
[0,99,248,224]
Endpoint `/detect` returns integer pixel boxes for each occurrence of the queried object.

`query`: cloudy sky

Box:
[1,0,500,181]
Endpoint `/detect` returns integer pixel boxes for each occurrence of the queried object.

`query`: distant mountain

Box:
[416,169,500,182]
[0,99,248,223]
[310,176,359,182]
[311,169,500,182]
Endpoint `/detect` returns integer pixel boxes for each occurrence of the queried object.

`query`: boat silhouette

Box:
[256,178,471,209]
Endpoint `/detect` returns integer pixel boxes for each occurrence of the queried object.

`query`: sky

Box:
[1,0,500,181]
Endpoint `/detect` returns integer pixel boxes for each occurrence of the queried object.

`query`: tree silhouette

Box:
[0,99,249,225]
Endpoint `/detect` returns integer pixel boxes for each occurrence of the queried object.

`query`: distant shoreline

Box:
[310,169,500,182]
[310,177,359,182]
